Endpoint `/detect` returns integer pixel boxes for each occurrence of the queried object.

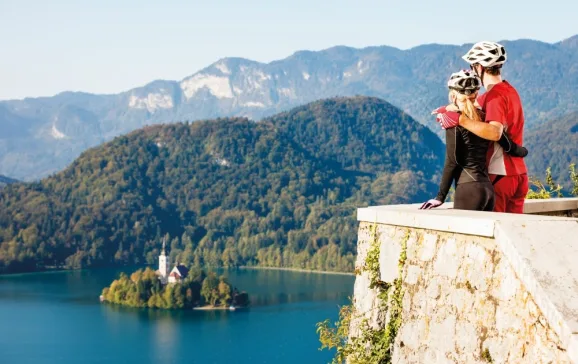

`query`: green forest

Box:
[101,267,249,309]
[0,97,444,274]
[526,111,578,191]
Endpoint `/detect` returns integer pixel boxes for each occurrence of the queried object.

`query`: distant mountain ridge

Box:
[0,97,444,273]
[1,35,577,180]
[0,175,18,188]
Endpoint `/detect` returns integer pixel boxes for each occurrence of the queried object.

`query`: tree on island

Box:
[201,272,219,306]
[232,288,249,307]
[200,272,233,307]
[101,267,247,310]
[218,277,232,306]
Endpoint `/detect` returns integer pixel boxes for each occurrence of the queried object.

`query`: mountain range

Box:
[0,97,444,273]
[1,35,577,181]
[0,175,18,188]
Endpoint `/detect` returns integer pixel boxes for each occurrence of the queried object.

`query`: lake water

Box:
[0,268,354,364]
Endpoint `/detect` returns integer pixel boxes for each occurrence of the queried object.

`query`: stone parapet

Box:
[351,198,578,363]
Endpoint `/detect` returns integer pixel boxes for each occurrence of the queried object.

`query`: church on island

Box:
[157,238,189,284]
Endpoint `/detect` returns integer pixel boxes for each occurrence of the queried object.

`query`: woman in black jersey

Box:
[420,70,527,211]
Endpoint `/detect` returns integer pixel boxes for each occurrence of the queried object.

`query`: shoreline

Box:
[0,265,144,277]
[239,266,354,276]
[193,305,242,311]
[99,299,245,311]
[2,265,355,277]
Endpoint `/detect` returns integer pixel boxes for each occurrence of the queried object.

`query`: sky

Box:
[1,0,577,100]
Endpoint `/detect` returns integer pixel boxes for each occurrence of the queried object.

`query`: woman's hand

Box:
[419,199,442,210]
[432,106,460,129]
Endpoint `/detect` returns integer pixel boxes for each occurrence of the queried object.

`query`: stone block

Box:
[405,264,421,285]
[455,320,478,354]
[405,233,419,261]
[465,243,489,266]
[495,304,519,333]
[411,288,427,313]
[420,233,438,261]
[429,316,456,354]
[447,288,471,312]
[398,319,420,350]
[484,337,510,364]
[419,348,456,364]
[433,238,459,279]
[491,259,519,302]
[352,273,376,316]
[380,238,402,283]
[457,246,492,292]
[472,295,496,327]
[426,276,442,301]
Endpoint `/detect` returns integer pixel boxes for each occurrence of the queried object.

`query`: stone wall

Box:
[351,199,578,364]
[353,223,569,363]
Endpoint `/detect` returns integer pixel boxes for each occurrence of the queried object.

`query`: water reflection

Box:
[153,309,178,364]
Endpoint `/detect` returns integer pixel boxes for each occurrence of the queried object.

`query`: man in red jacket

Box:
[457,41,528,213]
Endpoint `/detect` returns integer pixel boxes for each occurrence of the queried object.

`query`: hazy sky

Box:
[1,0,577,100]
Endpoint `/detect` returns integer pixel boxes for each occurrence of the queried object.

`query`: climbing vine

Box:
[365,224,388,291]
[316,225,410,363]
[481,348,494,363]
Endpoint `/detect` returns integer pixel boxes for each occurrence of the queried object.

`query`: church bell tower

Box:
[159,237,170,284]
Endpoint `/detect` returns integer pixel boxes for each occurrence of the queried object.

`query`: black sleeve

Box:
[497,133,528,157]
[479,108,528,157]
[436,128,461,202]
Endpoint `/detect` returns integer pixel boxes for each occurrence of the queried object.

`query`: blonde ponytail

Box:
[450,90,482,122]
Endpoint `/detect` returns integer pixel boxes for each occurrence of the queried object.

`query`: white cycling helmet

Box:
[447,69,481,95]
[462,41,507,68]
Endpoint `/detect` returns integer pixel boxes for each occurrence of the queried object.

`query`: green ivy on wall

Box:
[316,225,409,363]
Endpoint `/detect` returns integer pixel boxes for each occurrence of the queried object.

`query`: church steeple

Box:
[158,237,170,284]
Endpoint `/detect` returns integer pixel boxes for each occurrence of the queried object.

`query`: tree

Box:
[218,276,232,306]
[527,165,577,199]
[201,272,219,306]
[233,291,250,307]
[570,164,578,197]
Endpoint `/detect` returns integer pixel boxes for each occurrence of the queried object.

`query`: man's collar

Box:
[485,80,505,92]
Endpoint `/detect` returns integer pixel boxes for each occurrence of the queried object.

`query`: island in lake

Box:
[101,239,249,310]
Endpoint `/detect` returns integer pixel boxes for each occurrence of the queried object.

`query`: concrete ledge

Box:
[357,207,496,237]
[523,198,578,214]
[357,198,578,237]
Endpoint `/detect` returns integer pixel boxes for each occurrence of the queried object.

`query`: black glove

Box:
[498,133,528,158]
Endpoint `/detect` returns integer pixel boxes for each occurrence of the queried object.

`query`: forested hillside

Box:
[526,111,578,189]
[0,175,18,188]
[0,97,444,274]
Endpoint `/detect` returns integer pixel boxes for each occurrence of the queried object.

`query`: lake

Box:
[0,268,354,364]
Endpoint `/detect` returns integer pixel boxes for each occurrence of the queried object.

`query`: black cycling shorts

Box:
[454,181,495,212]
